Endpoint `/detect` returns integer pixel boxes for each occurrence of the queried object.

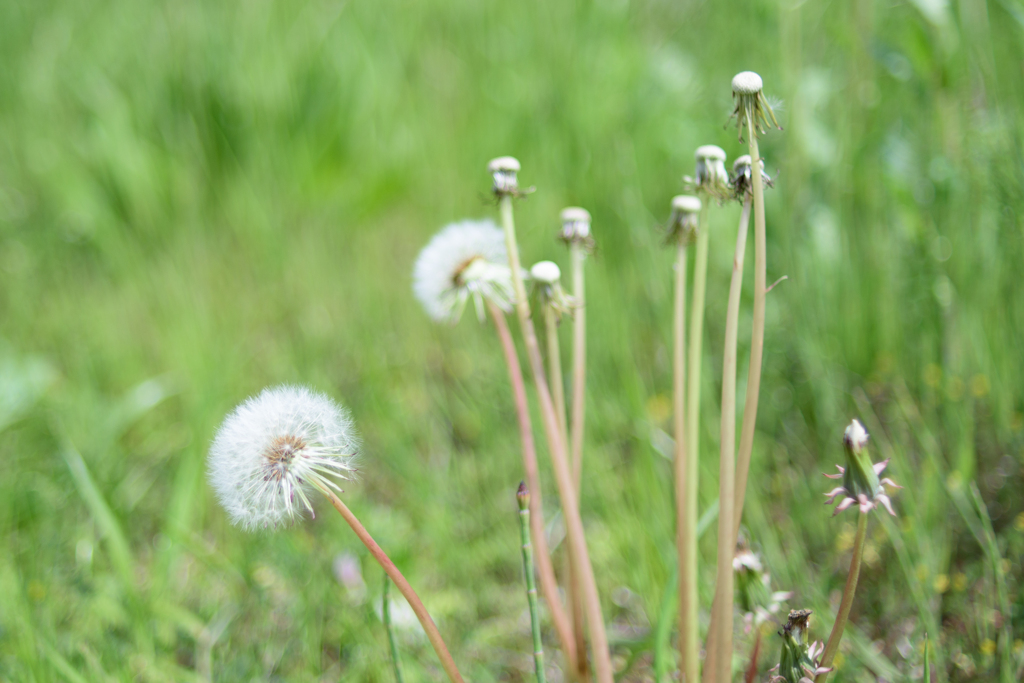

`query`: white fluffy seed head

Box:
[413,219,514,323]
[208,385,360,532]
[695,145,727,162]
[530,260,561,284]
[732,71,763,95]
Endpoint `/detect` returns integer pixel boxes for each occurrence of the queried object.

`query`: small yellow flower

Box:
[933,574,949,593]
[836,525,855,552]
[980,639,996,656]
[970,374,990,398]
[952,572,968,591]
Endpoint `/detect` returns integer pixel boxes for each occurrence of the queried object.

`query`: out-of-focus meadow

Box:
[1,0,1022,680]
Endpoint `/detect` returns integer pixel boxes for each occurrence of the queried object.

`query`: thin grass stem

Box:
[489,302,579,674]
[518,483,548,683]
[383,575,406,683]
[815,511,868,682]
[499,193,614,683]
[320,489,465,683]
[570,242,587,492]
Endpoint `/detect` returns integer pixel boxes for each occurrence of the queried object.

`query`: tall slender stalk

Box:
[544,300,588,682]
[383,575,406,683]
[814,511,868,682]
[518,483,549,683]
[319,489,465,683]
[496,181,614,683]
[569,242,587,492]
[673,238,695,683]
[711,196,751,683]
[488,302,579,675]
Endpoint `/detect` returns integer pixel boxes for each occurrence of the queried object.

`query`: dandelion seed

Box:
[413,219,516,324]
[823,419,902,517]
[208,385,360,532]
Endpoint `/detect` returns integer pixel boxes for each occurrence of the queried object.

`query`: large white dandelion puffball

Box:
[412,219,514,324]
[208,385,360,531]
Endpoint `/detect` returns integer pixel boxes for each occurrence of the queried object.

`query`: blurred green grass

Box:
[1,0,1023,680]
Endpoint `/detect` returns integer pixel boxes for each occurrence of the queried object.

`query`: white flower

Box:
[413,219,515,324]
[208,385,359,531]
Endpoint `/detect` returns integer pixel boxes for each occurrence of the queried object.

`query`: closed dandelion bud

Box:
[769,610,832,683]
[667,194,701,244]
[734,544,793,630]
[693,145,731,201]
[488,156,522,196]
[730,70,781,140]
[530,260,576,322]
[208,385,360,532]
[413,219,517,324]
[731,154,774,199]
[824,419,903,516]
[516,481,530,511]
[559,206,594,250]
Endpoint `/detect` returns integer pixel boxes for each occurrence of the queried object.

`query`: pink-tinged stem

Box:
[489,302,579,675]
[322,490,464,683]
[815,512,868,682]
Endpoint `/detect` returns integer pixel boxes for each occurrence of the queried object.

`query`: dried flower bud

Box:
[516,481,530,510]
[667,194,701,244]
[731,154,774,198]
[559,206,594,250]
[731,70,781,141]
[824,419,903,516]
[769,610,832,683]
[530,260,576,321]
[734,544,793,630]
[693,145,731,201]
[488,156,522,196]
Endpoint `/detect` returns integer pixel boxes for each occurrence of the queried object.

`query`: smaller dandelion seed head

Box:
[559,206,594,249]
[413,219,516,324]
[693,144,731,201]
[208,385,360,532]
[488,156,521,195]
[731,154,774,199]
[666,195,701,244]
[530,260,561,284]
[732,71,764,95]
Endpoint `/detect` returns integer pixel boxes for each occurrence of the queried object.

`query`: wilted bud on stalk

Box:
[488,156,522,196]
[731,71,781,140]
[559,206,594,250]
[692,145,731,201]
[769,610,832,683]
[667,195,701,244]
[530,260,576,322]
[734,543,793,631]
[824,419,902,516]
[731,154,774,199]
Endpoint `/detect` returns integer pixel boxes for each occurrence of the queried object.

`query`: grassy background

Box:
[2,0,1023,680]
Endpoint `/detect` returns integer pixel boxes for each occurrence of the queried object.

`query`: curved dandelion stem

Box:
[488,302,579,675]
[319,488,465,683]
[498,192,614,683]
[815,511,868,682]
[382,575,405,683]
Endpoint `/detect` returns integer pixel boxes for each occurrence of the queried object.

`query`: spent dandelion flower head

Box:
[731,153,774,199]
[208,385,360,532]
[824,419,903,516]
[488,156,531,197]
[689,144,731,201]
[530,260,576,322]
[733,542,793,630]
[666,194,701,245]
[413,219,516,324]
[769,610,832,683]
[559,206,595,250]
[730,70,781,140]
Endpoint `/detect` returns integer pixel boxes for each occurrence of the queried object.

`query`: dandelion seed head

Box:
[694,145,730,200]
[413,219,515,323]
[559,206,594,248]
[488,156,521,195]
[530,260,561,284]
[732,71,764,95]
[667,195,701,244]
[208,385,359,532]
[731,154,774,198]
[731,71,781,139]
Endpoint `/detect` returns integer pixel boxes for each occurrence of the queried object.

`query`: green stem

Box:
[570,243,587,493]
[518,485,548,683]
[498,193,614,683]
[383,575,406,683]
[815,511,868,682]
[673,239,696,683]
